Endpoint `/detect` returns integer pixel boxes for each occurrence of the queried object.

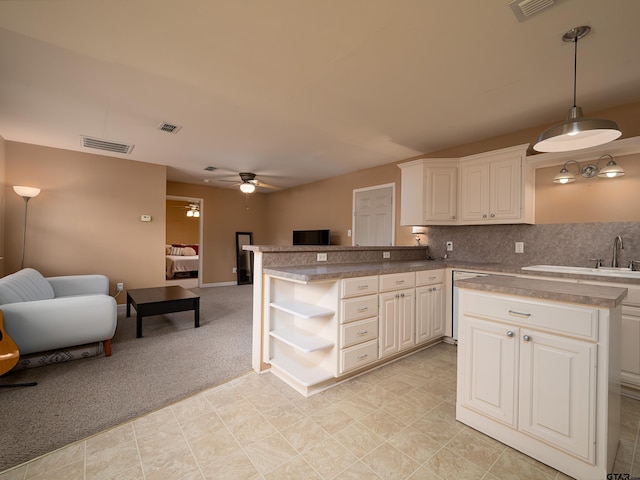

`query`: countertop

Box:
[456,275,628,308]
[263,259,640,285]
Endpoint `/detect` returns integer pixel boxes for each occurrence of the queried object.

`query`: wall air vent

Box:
[80,135,134,154]
[158,122,182,134]
[509,0,555,22]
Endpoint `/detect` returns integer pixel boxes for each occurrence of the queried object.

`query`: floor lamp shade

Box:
[13,185,41,269]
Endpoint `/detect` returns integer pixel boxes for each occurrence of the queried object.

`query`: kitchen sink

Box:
[522,264,640,279]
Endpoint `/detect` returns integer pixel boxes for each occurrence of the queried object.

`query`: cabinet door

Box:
[416,284,445,345]
[379,291,399,358]
[489,157,521,220]
[459,316,518,427]
[430,284,445,338]
[518,329,596,463]
[460,161,489,222]
[425,166,458,223]
[397,289,415,352]
[621,306,640,386]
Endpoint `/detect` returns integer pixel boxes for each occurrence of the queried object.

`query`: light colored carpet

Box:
[0,284,254,472]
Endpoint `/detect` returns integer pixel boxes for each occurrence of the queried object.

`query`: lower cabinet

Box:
[416,283,444,344]
[379,288,415,358]
[456,288,619,480]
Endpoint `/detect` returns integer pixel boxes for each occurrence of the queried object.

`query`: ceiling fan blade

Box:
[255,181,280,190]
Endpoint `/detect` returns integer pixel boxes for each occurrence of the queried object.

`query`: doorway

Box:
[352,183,395,246]
[166,195,203,288]
[236,232,253,285]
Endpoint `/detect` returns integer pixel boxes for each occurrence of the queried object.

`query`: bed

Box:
[165,244,199,278]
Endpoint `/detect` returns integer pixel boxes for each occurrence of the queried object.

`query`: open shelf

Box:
[270,329,334,353]
[270,299,334,319]
[269,357,335,387]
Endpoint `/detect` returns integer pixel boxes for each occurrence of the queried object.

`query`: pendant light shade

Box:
[534,26,622,153]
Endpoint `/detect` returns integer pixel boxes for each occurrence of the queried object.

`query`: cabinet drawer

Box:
[416,269,444,286]
[462,291,598,341]
[341,294,378,323]
[340,339,378,373]
[379,272,415,292]
[341,317,378,348]
[342,276,378,298]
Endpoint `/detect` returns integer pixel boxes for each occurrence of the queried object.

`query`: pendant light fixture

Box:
[534,26,622,153]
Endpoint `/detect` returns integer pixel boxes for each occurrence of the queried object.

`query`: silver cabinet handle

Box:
[490,213,495,218]
[400,293,405,297]
[395,280,405,285]
[357,354,368,360]
[482,214,487,218]
[357,306,369,312]
[357,330,369,336]
[357,285,369,290]
[506,331,514,337]
[523,335,531,342]
[508,310,532,318]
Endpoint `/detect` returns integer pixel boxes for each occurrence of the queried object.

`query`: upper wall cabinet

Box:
[459,144,533,225]
[399,159,458,226]
[399,144,533,226]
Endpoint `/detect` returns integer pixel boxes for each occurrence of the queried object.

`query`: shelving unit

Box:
[265,275,339,396]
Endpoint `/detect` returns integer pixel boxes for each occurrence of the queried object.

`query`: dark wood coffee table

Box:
[126,286,200,338]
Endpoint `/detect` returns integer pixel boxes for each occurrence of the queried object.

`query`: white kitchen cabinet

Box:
[459,146,526,224]
[339,276,379,374]
[456,286,620,480]
[398,159,458,226]
[266,277,339,394]
[379,272,416,358]
[415,269,445,345]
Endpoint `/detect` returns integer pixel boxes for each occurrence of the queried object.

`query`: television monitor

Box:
[292,229,331,246]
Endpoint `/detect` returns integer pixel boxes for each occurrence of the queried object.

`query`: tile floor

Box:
[1,343,639,480]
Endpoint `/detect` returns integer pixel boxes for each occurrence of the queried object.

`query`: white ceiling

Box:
[1,0,639,191]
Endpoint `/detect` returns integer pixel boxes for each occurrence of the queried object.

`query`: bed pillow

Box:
[182,247,196,256]
[170,246,183,255]
[165,244,171,255]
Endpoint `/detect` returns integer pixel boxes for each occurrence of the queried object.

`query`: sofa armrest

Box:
[47,274,110,297]
[2,295,117,356]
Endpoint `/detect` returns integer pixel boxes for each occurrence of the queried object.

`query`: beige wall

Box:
[0,134,6,277]
[264,162,415,247]
[4,142,166,295]
[166,200,200,245]
[166,181,269,284]
[535,153,640,224]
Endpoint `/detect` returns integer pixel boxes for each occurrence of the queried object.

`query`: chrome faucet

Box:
[612,235,624,267]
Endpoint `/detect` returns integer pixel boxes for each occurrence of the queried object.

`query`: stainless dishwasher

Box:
[452,270,489,342]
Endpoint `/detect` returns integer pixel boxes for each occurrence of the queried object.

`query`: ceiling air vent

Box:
[204,166,217,171]
[509,0,555,22]
[80,135,134,154]
[157,122,182,134]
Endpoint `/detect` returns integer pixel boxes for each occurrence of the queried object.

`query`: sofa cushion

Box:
[0,268,55,305]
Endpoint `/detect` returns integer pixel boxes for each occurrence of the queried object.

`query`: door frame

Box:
[166,194,204,287]
[352,183,396,246]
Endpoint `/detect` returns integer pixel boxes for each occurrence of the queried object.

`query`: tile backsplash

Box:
[427,222,640,268]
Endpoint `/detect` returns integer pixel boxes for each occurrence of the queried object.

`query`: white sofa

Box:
[0,268,117,356]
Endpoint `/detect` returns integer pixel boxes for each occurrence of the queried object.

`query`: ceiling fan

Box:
[223,172,280,193]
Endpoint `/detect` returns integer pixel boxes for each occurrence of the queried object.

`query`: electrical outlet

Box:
[446,241,453,252]
[515,242,524,254]
[116,282,124,292]
[383,251,391,259]
[317,253,328,262]
[232,267,237,273]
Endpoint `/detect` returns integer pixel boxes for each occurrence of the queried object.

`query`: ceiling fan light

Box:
[240,182,256,193]
[534,107,622,153]
[553,167,576,184]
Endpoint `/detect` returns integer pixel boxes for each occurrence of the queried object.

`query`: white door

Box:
[353,184,394,246]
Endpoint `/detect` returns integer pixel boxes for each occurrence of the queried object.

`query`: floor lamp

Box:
[1,186,42,388]
[13,185,41,270]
